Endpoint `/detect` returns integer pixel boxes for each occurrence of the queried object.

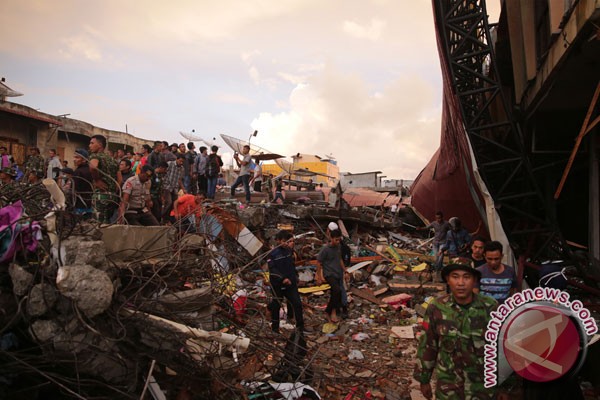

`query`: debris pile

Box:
[1,188,599,399]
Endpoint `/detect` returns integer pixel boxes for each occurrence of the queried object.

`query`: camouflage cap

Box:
[441,263,481,281]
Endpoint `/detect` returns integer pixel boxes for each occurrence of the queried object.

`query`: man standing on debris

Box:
[150,161,167,222]
[46,149,62,180]
[193,146,208,195]
[88,135,120,224]
[181,142,195,194]
[267,230,305,334]
[24,147,45,180]
[474,241,518,304]
[147,141,164,169]
[316,229,347,323]
[272,177,284,204]
[162,154,186,222]
[230,145,252,204]
[118,158,134,185]
[417,211,450,271]
[118,165,159,226]
[162,141,176,163]
[249,157,263,193]
[414,263,497,399]
[205,145,223,200]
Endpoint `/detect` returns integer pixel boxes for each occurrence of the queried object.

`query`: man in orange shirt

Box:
[172,193,205,233]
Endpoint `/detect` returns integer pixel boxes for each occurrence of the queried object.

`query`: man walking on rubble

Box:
[267,230,305,334]
[327,222,351,319]
[417,211,450,271]
[88,135,120,224]
[469,236,486,268]
[230,144,252,204]
[316,229,348,323]
[441,217,471,258]
[414,263,497,400]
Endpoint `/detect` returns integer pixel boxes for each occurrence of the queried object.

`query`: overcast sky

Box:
[1,0,500,180]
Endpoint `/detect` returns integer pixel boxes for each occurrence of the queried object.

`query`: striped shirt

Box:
[476,264,517,303]
[164,161,184,191]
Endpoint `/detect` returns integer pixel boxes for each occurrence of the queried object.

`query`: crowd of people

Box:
[3,137,281,228]
[2,138,326,229]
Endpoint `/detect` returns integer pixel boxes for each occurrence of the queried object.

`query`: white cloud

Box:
[251,65,440,179]
[59,35,103,61]
[342,19,386,41]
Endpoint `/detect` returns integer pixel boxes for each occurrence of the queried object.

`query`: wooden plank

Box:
[388,281,445,291]
[350,287,386,306]
[298,284,330,294]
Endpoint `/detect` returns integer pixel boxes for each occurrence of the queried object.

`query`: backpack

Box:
[205,154,220,178]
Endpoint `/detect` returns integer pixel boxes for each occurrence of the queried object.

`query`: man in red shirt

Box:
[172,193,204,233]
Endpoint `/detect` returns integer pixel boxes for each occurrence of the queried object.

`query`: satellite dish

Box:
[179,131,217,147]
[0,80,23,97]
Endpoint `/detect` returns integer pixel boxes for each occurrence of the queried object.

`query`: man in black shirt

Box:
[71,148,94,217]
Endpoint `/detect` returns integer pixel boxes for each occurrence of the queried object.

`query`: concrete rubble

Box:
[1,192,599,399]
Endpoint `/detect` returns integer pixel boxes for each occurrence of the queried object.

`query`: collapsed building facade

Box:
[411,0,600,283]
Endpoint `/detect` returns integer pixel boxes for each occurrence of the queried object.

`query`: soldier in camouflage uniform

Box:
[414,263,497,400]
[24,147,45,180]
[88,135,120,223]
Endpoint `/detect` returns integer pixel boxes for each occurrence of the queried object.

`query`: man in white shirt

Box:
[230,145,252,203]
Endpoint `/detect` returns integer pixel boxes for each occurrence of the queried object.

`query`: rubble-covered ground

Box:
[1,189,600,399]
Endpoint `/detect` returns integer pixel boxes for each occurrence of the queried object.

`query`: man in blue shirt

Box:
[267,230,304,334]
[475,241,518,303]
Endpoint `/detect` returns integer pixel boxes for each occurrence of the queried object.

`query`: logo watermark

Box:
[484,287,598,387]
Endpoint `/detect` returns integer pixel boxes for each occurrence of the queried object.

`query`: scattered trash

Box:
[351,333,370,341]
[348,349,365,360]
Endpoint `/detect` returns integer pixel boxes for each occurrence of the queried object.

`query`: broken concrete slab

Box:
[8,263,33,296]
[56,264,114,318]
[30,319,62,342]
[237,206,266,228]
[101,225,175,260]
[27,283,58,317]
[55,239,107,269]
